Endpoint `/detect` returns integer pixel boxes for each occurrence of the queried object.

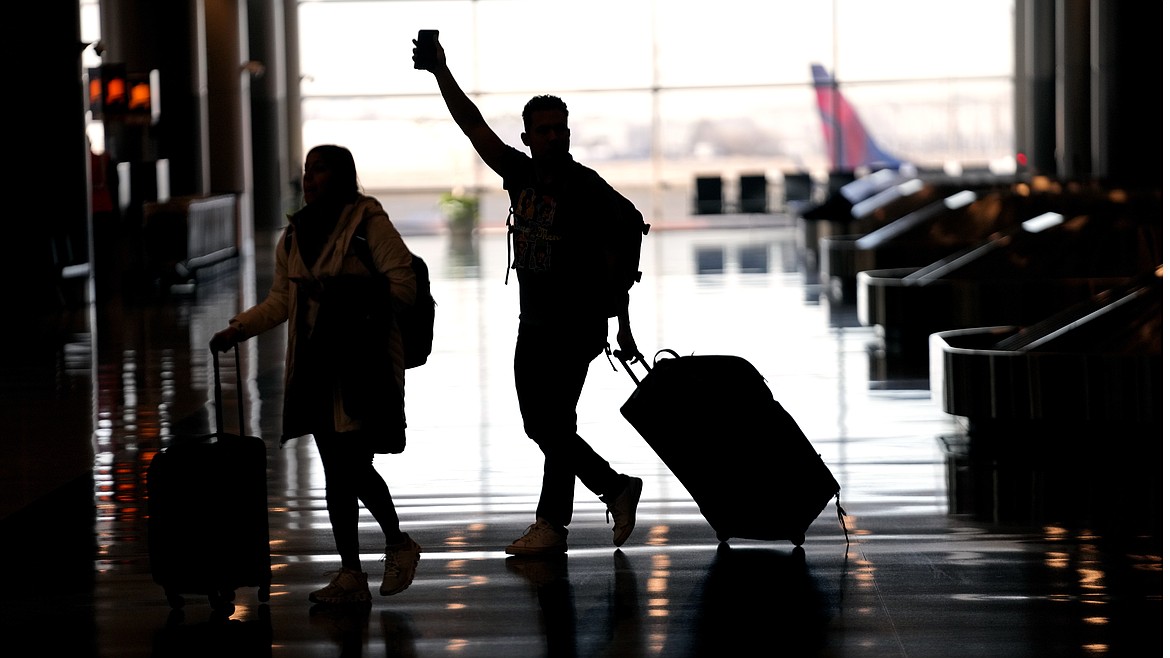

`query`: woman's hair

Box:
[306,144,360,202]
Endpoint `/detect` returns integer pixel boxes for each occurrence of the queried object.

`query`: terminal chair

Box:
[694,176,724,214]
[738,174,768,213]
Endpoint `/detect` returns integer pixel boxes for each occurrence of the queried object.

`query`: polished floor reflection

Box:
[3,222,1161,657]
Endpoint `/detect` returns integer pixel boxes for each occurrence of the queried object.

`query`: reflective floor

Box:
[3,220,1161,657]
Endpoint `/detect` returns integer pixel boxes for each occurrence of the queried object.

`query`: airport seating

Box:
[143,194,239,289]
[738,174,768,213]
[693,176,724,214]
[782,171,813,205]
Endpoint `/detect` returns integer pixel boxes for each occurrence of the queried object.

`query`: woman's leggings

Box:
[314,430,401,571]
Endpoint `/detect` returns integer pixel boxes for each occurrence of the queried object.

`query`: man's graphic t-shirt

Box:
[501,147,616,325]
[511,187,557,273]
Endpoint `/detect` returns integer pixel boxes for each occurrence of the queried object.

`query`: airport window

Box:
[297,0,1015,209]
[79,0,1016,213]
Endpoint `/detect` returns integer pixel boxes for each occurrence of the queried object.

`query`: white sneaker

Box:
[505,518,568,555]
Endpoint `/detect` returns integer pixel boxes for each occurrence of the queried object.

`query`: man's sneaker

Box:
[505,518,568,555]
[309,567,372,604]
[380,534,422,596]
[603,476,643,547]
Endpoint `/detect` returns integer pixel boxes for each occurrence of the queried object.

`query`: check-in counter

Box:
[858,189,1162,385]
[929,269,1162,441]
[928,270,1162,524]
[818,181,1021,327]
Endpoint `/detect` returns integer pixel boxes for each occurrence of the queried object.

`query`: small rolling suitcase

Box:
[147,345,272,609]
[617,349,846,545]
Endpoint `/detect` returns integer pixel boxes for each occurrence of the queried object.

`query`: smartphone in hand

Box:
[414,29,439,69]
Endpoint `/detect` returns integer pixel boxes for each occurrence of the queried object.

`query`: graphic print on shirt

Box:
[512,187,558,272]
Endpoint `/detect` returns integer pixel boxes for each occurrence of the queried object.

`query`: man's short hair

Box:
[522,95,569,131]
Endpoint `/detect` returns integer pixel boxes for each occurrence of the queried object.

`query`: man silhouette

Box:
[415,33,644,555]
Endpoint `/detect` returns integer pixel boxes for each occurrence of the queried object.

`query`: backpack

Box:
[601,188,651,318]
[285,220,436,369]
[505,162,650,318]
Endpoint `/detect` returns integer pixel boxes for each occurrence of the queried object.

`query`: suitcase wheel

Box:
[791,532,806,547]
[259,585,271,603]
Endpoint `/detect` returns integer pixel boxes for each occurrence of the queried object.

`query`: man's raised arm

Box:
[413,35,510,175]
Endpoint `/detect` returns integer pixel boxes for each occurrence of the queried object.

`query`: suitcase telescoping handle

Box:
[614,351,649,384]
[211,343,246,434]
[612,348,679,384]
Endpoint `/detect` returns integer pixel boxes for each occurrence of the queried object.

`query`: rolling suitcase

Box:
[147,345,272,609]
[617,349,846,546]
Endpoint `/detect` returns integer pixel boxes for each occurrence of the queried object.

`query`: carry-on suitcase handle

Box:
[613,348,679,384]
[211,343,246,434]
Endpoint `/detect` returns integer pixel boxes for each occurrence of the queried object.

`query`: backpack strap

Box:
[286,215,378,276]
[836,492,850,545]
[504,206,515,285]
[349,217,377,276]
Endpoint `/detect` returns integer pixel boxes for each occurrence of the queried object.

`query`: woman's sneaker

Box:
[505,518,568,555]
[380,534,423,596]
[309,567,372,604]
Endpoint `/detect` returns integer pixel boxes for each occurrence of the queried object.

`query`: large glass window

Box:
[297,0,1016,217]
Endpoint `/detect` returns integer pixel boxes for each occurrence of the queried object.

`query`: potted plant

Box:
[440,190,479,235]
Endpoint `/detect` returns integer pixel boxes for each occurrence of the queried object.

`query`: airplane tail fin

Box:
[812,64,903,172]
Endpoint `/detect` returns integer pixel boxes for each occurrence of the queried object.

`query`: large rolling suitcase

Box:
[617,349,846,546]
[147,345,272,609]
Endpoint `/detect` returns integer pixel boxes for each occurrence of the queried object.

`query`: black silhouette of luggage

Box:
[618,349,844,545]
[147,345,271,609]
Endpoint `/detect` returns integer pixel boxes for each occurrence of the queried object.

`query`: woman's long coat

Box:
[228,195,417,441]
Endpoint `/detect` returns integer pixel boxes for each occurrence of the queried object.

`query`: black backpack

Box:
[285,221,436,369]
[505,162,650,318]
[602,188,651,318]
